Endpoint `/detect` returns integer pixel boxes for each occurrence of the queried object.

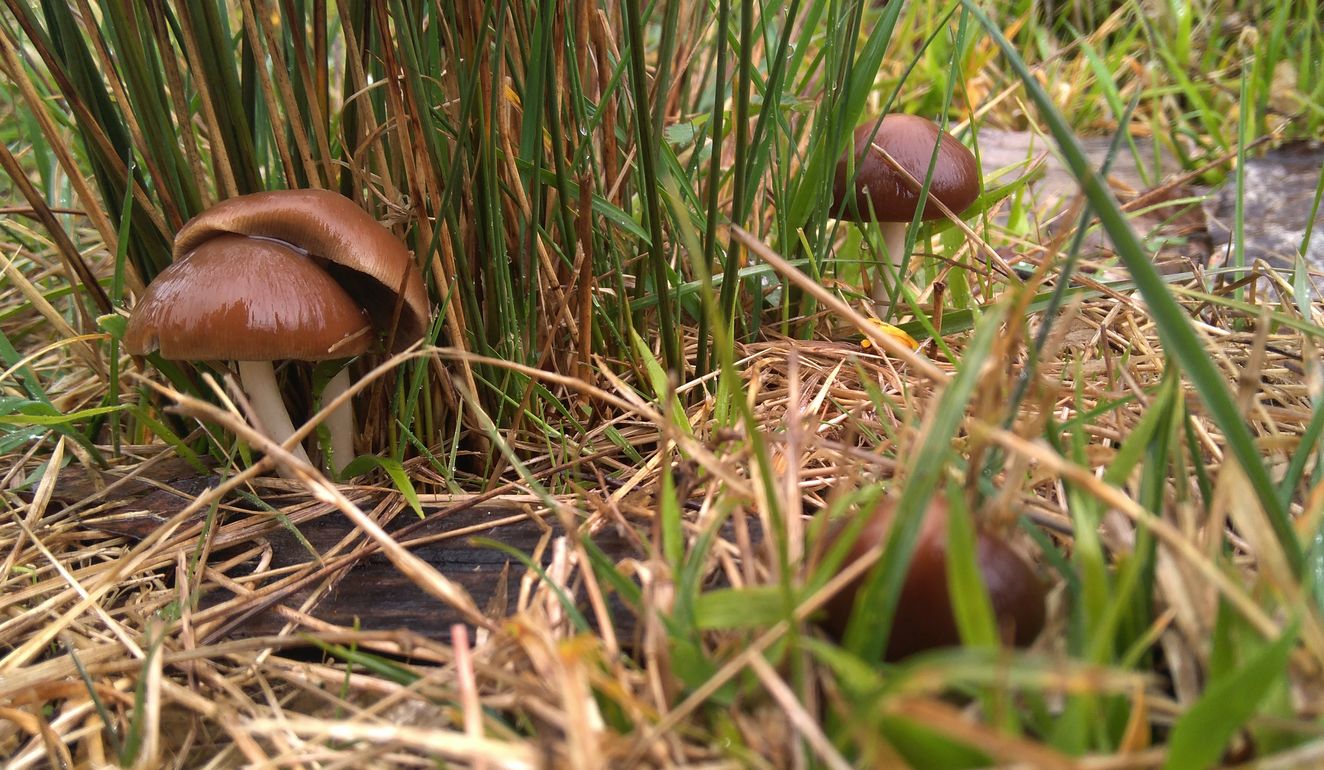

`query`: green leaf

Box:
[630,329,693,439]
[0,404,125,426]
[659,465,684,571]
[1162,622,1299,770]
[663,115,708,147]
[128,405,208,473]
[97,312,128,338]
[694,586,789,630]
[945,488,999,649]
[880,716,993,770]
[339,455,425,518]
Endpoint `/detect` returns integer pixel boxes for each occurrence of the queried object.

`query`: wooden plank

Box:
[68,471,743,645]
[194,502,647,644]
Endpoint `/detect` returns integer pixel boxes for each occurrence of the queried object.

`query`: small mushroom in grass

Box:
[833,115,981,310]
[819,494,1045,661]
[126,189,429,476]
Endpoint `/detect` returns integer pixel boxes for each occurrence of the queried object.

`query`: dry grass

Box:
[5,244,1324,766]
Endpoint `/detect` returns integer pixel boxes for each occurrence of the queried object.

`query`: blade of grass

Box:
[1162,621,1299,770]
[621,0,680,375]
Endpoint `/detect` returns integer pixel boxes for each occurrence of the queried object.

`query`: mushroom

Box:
[818,494,1045,660]
[127,189,429,476]
[832,115,980,310]
[124,235,373,470]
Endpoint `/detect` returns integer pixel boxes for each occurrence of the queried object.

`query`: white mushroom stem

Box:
[237,360,311,474]
[321,366,356,475]
[873,220,910,309]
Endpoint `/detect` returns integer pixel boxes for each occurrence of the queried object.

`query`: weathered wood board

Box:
[195,502,648,644]
[61,465,742,646]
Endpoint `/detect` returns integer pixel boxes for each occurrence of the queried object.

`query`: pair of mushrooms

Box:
[124,189,428,475]
[832,114,981,309]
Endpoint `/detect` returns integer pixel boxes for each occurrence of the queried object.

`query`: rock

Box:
[1204,140,1324,272]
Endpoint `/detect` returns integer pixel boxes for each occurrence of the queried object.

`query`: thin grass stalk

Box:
[424,0,480,339]
[272,0,336,186]
[716,0,755,341]
[0,27,126,281]
[739,0,802,221]
[649,0,682,156]
[515,0,553,372]
[622,0,681,376]
[1233,65,1250,303]
[789,0,898,318]
[1003,91,1140,436]
[697,0,731,379]
[0,141,111,323]
[100,164,140,453]
[573,0,597,384]
[172,1,242,197]
[381,0,488,432]
[589,10,620,208]
[144,3,211,217]
[197,1,265,192]
[271,0,335,186]
[586,9,635,362]
[314,0,329,125]
[743,0,807,334]
[542,22,581,327]
[335,1,397,201]
[460,0,523,413]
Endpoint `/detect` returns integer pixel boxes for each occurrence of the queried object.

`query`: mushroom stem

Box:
[322,366,356,475]
[237,360,311,473]
[872,220,909,310]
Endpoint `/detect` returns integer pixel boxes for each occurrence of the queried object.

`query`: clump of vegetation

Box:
[2,1,1323,767]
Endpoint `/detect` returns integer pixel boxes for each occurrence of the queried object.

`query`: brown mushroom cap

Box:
[832,115,981,224]
[820,495,1045,661]
[124,235,373,361]
[173,189,429,350]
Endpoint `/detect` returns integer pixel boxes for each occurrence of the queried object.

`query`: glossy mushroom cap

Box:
[820,495,1045,661]
[124,235,373,361]
[173,189,429,350]
[832,115,981,224]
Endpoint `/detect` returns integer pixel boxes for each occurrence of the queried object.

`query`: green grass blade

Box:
[339,455,425,518]
[621,0,680,375]
[1162,622,1299,770]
